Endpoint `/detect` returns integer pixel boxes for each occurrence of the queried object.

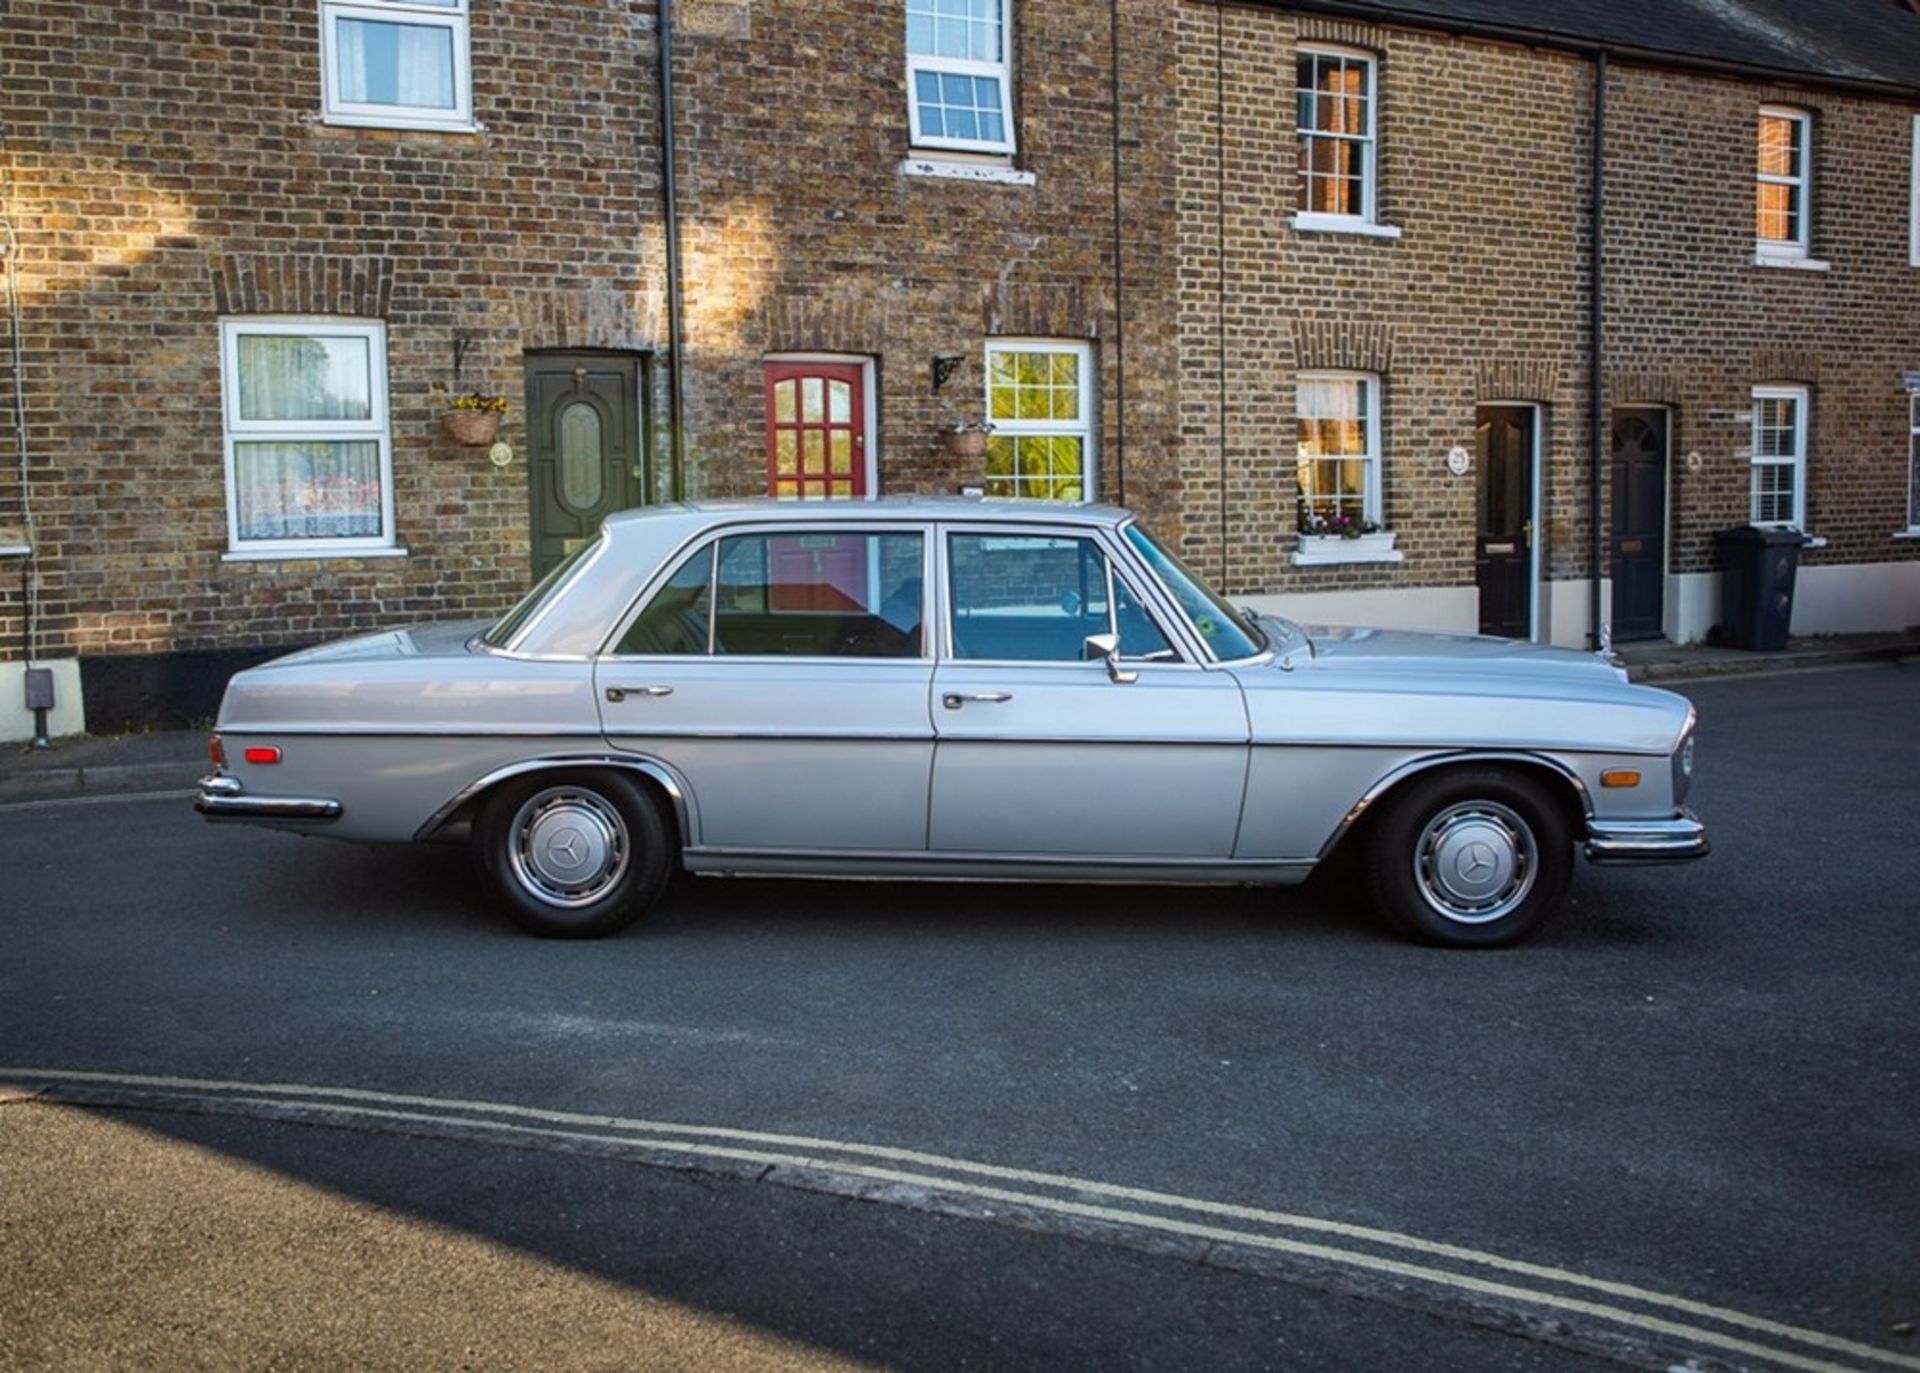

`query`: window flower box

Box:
[1293,530,1402,566]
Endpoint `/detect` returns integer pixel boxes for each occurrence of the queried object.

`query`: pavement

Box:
[3,629,1911,807]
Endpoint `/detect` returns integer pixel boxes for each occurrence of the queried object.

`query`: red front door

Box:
[764,362,867,500]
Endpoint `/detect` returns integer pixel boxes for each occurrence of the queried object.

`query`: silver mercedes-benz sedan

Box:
[197,499,1706,947]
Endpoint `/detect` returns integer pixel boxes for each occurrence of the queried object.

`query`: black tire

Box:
[1364,766,1573,948]
[473,769,674,938]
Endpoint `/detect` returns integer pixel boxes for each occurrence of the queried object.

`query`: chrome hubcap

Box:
[1415,801,1536,924]
[507,787,629,908]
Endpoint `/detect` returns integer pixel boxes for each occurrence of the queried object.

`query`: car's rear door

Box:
[927,523,1250,858]
[597,522,935,853]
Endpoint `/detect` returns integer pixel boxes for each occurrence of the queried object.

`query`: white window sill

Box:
[899,157,1035,187]
[0,544,30,558]
[1751,252,1830,272]
[1292,542,1405,567]
[1893,529,1920,541]
[318,113,483,136]
[1291,213,1402,240]
[1802,535,1829,549]
[223,546,410,563]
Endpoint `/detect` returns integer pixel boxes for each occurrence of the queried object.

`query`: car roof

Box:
[601,496,1136,534]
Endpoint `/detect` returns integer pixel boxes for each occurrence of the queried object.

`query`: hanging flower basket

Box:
[944,421,993,458]
[442,393,508,446]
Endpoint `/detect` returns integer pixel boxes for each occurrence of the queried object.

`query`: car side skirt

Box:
[680,846,1316,886]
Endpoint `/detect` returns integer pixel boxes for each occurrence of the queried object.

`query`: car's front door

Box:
[928,527,1250,859]
[598,525,934,853]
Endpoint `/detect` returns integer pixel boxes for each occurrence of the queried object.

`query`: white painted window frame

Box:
[219,317,400,559]
[983,338,1097,502]
[1910,116,1920,269]
[320,0,474,133]
[1755,105,1812,261]
[1295,370,1384,524]
[1294,44,1380,231]
[1749,384,1808,531]
[905,0,1016,157]
[1907,393,1920,534]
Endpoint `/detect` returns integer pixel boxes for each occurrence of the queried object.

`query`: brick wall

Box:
[0,0,664,664]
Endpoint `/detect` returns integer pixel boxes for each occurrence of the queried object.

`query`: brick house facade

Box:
[1,0,1916,740]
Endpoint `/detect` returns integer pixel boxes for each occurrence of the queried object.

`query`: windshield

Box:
[483,537,600,649]
[1123,523,1266,660]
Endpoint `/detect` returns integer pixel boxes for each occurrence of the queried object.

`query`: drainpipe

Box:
[1108,0,1126,504]
[1588,50,1607,651]
[657,0,688,502]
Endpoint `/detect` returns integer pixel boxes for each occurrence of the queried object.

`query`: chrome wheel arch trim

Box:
[1314,750,1594,862]
[413,753,695,845]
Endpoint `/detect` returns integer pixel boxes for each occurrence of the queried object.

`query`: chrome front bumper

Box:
[195,773,342,822]
[1585,810,1709,864]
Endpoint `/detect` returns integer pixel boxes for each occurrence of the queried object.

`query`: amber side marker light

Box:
[1600,769,1642,789]
[243,746,282,766]
[208,735,225,767]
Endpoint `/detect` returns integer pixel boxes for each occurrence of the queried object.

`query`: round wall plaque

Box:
[1446,446,1471,476]
[488,440,514,469]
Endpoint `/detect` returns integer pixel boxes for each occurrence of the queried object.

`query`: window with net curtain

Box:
[322,0,470,130]
[1296,373,1381,526]
[1297,48,1376,221]
[219,321,394,553]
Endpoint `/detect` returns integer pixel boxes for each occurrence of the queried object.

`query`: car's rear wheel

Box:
[1365,766,1572,948]
[475,770,673,938]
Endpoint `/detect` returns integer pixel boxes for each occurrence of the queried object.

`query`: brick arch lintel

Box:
[210,254,394,319]
[758,293,893,356]
[1475,361,1564,404]
[1294,16,1386,50]
[1751,346,1820,385]
[1606,368,1687,405]
[1291,320,1394,374]
[514,283,661,354]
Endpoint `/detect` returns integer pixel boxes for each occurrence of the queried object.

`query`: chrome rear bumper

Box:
[1585,810,1709,864]
[195,773,342,822]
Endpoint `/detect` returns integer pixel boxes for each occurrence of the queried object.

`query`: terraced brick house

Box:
[1,0,1916,740]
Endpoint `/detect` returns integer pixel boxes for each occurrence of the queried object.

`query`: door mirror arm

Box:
[1082,632,1138,685]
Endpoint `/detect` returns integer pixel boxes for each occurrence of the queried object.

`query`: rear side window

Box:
[715,532,924,658]
[616,544,714,655]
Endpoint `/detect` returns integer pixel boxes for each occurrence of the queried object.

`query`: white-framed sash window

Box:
[1755,106,1811,260]
[1750,385,1808,529]
[983,340,1094,501]
[1296,46,1378,227]
[906,0,1015,155]
[1908,393,1920,532]
[320,0,473,132]
[219,318,399,557]
[1296,371,1383,525]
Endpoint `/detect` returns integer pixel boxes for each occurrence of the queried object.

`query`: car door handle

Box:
[942,691,1013,709]
[605,685,674,703]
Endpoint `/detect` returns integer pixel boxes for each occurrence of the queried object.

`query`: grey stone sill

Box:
[315,114,485,137]
[1291,213,1403,240]
[899,157,1036,187]
[1751,252,1830,271]
[222,547,410,563]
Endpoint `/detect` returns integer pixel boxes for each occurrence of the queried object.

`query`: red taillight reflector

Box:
[243,746,282,765]
[209,735,226,767]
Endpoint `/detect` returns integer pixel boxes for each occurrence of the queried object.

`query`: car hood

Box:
[261,620,492,667]
[1287,623,1628,686]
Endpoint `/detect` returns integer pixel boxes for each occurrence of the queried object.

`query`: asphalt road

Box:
[2,662,1916,1371]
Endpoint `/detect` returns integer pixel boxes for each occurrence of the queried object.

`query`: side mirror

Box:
[1082,632,1138,685]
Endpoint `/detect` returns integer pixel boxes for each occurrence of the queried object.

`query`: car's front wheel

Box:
[474,770,673,938]
[1365,766,1573,948]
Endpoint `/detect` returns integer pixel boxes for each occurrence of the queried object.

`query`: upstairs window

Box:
[906,0,1014,155]
[1750,386,1808,529]
[321,0,473,132]
[1755,106,1811,259]
[219,319,397,557]
[1297,47,1377,224]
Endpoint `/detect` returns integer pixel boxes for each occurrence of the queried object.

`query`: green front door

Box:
[525,352,650,579]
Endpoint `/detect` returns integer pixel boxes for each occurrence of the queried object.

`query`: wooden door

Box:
[526,353,649,579]
[1475,406,1534,639]
[764,362,867,499]
[1609,409,1668,642]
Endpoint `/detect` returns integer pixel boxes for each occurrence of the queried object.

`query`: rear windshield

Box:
[483,537,599,649]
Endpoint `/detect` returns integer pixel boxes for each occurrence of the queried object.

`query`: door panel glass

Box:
[712,532,923,658]
[948,534,1118,662]
[616,544,713,656]
[829,380,851,424]
[558,401,605,512]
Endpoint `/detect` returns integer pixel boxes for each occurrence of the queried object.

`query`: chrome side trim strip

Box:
[1584,811,1710,864]
[682,845,1317,886]
[216,725,609,738]
[194,773,342,822]
[412,753,694,844]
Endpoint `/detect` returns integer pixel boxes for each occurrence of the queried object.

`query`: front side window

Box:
[219,319,395,555]
[906,0,1014,154]
[1296,372,1382,526]
[1751,387,1808,528]
[1756,106,1811,258]
[1297,47,1376,222]
[321,0,473,131]
[947,533,1171,663]
[984,341,1094,501]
